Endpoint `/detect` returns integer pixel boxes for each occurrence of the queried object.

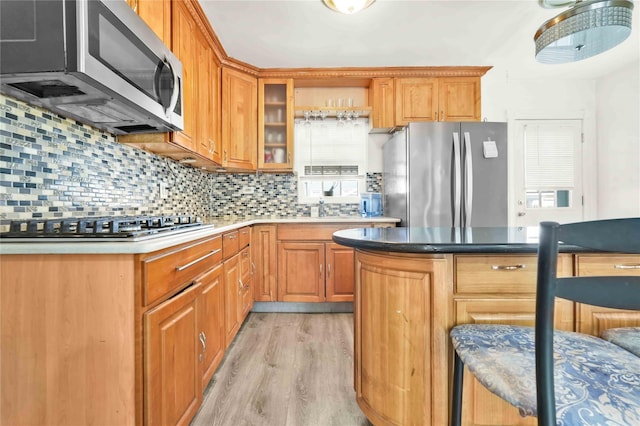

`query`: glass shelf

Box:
[294,106,372,118]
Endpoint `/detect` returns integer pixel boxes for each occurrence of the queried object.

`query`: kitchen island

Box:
[333,227,640,426]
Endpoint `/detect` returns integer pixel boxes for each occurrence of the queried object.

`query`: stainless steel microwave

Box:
[0,0,183,134]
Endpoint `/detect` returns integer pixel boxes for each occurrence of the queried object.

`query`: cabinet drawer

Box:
[454,254,573,294]
[223,230,239,259]
[277,223,371,241]
[142,236,222,306]
[238,226,251,249]
[575,254,640,276]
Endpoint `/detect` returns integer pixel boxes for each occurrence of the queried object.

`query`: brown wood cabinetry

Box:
[222,228,253,347]
[222,67,258,170]
[197,263,225,392]
[171,0,196,151]
[370,76,481,129]
[574,254,640,336]
[127,0,171,45]
[195,30,222,164]
[276,224,374,302]
[325,242,356,302]
[395,77,480,126]
[395,77,439,124]
[369,78,396,129]
[453,254,574,426]
[278,241,326,302]
[252,225,278,301]
[120,0,223,170]
[144,282,202,426]
[354,250,451,426]
[275,223,396,303]
[259,78,294,170]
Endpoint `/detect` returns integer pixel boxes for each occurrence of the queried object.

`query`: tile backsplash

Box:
[0,94,382,230]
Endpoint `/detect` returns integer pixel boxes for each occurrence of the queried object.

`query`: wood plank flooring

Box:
[191,313,371,426]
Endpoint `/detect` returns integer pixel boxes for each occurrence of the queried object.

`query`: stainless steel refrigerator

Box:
[383,122,508,227]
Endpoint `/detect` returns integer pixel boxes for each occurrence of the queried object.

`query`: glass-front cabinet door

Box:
[258,79,294,170]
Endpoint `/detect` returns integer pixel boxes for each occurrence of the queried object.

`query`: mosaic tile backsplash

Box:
[0,94,383,231]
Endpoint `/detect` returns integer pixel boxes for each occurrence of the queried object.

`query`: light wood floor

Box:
[191,313,371,426]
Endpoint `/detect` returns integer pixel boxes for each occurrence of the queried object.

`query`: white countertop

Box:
[0,216,399,255]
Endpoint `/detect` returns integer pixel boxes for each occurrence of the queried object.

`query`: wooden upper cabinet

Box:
[258,78,294,170]
[195,30,221,164]
[395,78,439,125]
[222,67,258,170]
[438,77,481,122]
[369,78,395,129]
[171,0,196,151]
[371,76,482,128]
[128,0,171,45]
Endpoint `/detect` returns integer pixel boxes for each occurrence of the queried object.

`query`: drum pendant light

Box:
[322,0,375,14]
[534,0,634,64]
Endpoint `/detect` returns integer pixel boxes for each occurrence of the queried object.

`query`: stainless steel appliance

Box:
[383,122,508,227]
[0,0,183,134]
[0,215,211,241]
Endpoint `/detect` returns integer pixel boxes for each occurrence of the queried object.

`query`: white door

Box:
[513,119,584,226]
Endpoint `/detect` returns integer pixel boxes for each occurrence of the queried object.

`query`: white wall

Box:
[367,63,639,221]
[595,60,640,218]
[481,67,598,222]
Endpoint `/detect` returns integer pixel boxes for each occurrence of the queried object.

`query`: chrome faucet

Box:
[319,199,326,217]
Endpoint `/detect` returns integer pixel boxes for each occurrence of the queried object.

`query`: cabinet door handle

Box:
[491,264,526,271]
[227,234,237,240]
[198,332,206,362]
[327,263,331,279]
[239,278,244,290]
[614,264,640,269]
[251,261,256,275]
[175,249,221,271]
[320,264,323,278]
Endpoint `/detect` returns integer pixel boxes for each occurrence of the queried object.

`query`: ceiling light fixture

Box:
[534,0,634,64]
[322,0,375,14]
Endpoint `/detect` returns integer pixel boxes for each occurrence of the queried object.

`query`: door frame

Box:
[507,109,597,226]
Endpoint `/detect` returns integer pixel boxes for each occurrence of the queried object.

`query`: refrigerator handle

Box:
[463,132,473,227]
[453,132,462,227]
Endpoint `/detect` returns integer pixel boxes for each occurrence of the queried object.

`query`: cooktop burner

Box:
[1,215,207,240]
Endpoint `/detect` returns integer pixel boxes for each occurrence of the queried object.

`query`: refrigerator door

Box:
[382,129,409,225]
[461,122,508,227]
[407,122,460,227]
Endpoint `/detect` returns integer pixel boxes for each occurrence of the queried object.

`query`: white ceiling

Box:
[198,0,639,80]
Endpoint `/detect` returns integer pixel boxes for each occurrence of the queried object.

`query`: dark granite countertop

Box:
[333,227,588,254]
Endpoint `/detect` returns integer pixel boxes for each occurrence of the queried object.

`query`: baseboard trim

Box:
[251,302,353,313]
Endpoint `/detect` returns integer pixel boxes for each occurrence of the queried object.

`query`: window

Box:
[523,122,579,209]
[294,118,368,203]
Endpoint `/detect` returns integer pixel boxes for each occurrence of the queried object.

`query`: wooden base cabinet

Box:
[277,242,326,302]
[197,264,225,392]
[354,251,451,426]
[452,254,574,426]
[276,241,355,303]
[575,254,640,336]
[252,225,277,301]
[144,283,202,426]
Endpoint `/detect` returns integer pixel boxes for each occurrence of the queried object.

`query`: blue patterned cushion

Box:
[450,324,640,425]
[602,327,640,357]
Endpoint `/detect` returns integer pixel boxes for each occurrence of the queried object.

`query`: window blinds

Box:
[524,122,579,188]
[294,119,368,175]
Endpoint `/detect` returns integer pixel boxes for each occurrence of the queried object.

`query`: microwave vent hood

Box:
[0,0,184,135]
